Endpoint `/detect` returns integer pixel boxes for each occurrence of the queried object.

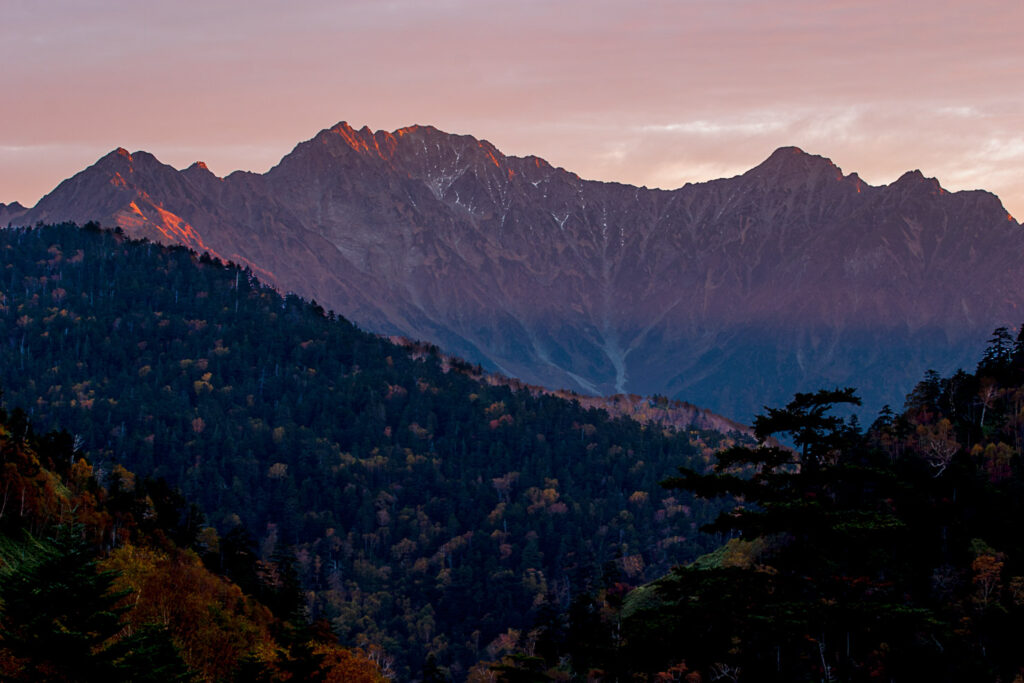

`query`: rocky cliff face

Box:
[13,123,1024,420]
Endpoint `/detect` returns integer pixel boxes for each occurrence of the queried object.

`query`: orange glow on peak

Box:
[481,148,501,168]
[1009,213,1015,222]
[348,134,370,153]
[477,142,503,167]
[331,122,372,154]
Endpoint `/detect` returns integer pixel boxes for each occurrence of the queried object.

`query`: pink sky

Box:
[3,0,1023,217]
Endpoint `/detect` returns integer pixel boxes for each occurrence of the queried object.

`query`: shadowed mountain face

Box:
[0,202,27,226]
[12,122,1024,420]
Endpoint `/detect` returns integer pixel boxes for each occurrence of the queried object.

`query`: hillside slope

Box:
[0,223,738,677]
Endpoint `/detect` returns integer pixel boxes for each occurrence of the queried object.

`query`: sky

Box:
[2,0,1023,217]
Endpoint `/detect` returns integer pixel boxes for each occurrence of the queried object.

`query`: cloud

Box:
[1,0,1022,216]
[638,117,794,137]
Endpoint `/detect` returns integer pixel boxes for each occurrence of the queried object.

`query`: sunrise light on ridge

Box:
[1,0,1022,216]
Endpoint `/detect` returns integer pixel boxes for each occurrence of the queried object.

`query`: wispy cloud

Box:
[638,117,793,137]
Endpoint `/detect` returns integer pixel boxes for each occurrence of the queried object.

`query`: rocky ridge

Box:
[11,122,1023,420]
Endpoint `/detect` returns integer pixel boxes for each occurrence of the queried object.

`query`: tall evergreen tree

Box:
[643,389,940,680]
[0,526,189,681]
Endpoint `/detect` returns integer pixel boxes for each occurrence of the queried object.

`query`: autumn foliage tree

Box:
[0,400,386,682]
[0,526,190,682]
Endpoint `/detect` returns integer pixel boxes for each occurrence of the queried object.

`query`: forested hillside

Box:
[0,223,736,678]
[482,335,1024,681]
[8,222,1024,681]
[0,402,387,681]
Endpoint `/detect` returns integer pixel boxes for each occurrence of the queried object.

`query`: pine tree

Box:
[0,528,126,680]
[0,525,193,681]
[110,624,194,682]
[650,389,937,680]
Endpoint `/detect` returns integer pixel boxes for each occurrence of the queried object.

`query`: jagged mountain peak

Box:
[766,144,813,160]
[324,120,448,141]
[312,121,382,157]
[321,120,443,151]
[0,201,28,226]
[315,120,507,167]
[182,160,219,182]
[891,168,942,190]
[748,145,845,180]
[394,123,439,137]
[94,147,165,172]
[93,147,134,167]
[290,121,527,200]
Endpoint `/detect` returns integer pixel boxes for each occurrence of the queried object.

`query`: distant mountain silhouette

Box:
[0,201,27,226]
[12,122,1023,420]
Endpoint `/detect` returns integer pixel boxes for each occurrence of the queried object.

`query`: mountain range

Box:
[5,122,1022,420]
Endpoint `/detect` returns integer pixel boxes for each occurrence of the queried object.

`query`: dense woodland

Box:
[0,401,388,680]
[482,333,1024,681]
[0,224,735,679]
[7,223,1024,681]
